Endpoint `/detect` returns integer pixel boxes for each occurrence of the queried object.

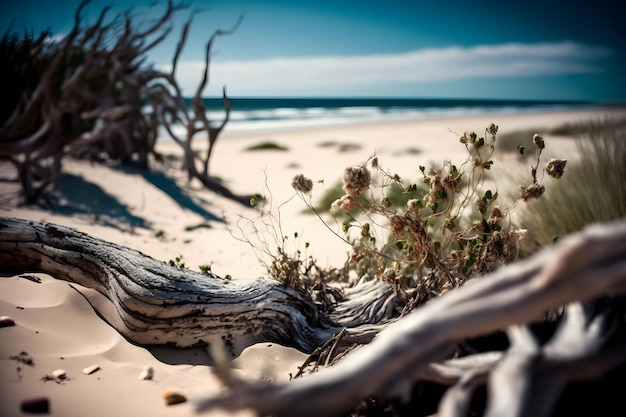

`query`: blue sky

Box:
[2,0,625,101]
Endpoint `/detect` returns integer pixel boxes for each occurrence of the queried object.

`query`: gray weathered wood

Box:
[1,216,625,416]
[193,218,626,417]
[0,217,398,353]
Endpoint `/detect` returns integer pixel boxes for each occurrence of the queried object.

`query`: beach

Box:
[1,107,624,417]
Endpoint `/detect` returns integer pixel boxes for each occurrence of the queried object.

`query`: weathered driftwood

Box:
[0,217,399,353]
[192,218,626,417]
[1,216,625,416]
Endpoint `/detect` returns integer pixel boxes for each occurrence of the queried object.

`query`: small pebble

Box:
[0,316,15,328]
[82,364,100,375]
[162,389,187,406]
[20,397,50,413]
[52,369,67,380]
[138,365,153,380]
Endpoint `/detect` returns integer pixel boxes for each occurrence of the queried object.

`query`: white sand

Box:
[1,107,624,416]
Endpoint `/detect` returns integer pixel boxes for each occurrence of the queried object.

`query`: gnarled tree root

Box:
[192,218,626,417]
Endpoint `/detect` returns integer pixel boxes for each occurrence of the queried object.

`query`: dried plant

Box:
[289,124,566,305]
[228,174,344,312]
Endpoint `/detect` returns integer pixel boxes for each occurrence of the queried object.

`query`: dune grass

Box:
[496,129,537,158]
[515,117,626,255]
[245,141,289,151]
[317,140,362,152]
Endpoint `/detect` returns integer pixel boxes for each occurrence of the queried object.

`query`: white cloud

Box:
[158,41,611,96]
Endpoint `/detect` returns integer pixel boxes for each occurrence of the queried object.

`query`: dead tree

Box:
[1,216,625,416]
[145,13,249,204]
[0,1,249,205]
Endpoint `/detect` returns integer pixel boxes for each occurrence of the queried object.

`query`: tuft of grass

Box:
[317,140,338,148]
[245,141,289,152]
[337,143,362,153]
[548,118,626,136]
[496,129,537,158]
[404,147,421,155]
[168,255,185,269]
[516,118,626,255]
[312,182,347,214]
[185,222,212,232]
[317,140,361,152]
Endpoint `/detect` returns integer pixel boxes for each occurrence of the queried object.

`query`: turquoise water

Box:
[176,97,596,136]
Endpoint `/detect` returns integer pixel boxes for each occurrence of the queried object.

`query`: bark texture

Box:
[193,217,626,417]
[0,217,398,353]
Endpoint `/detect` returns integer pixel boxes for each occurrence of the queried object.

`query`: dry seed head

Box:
[331,194,357,212]
[442,173,460,193]
[407,198,422,213]
[380,267,398,283]
[349,250,364,264]
[478,228,526,272]
[389,214,406,236]
[545,158,567,179]
[291,174,313,194]
[487,205,504,225]
[519,183,545,202]
[532,134,545,149]
[343,165,371,197]
[424,191,438,207]
[475,197,487,215]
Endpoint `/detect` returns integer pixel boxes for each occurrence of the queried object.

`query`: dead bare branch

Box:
[193,218,626,417]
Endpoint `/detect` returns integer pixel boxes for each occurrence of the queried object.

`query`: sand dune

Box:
[1,108,624,416]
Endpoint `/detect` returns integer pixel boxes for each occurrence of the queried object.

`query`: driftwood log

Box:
[1,216,625,417]
[0,216,399,353]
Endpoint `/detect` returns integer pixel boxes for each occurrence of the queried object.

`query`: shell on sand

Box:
[82,364,100,375]
[0,316,15,328]
[162,389,187,406]
[138,365,153,380]
[52,369,67,379]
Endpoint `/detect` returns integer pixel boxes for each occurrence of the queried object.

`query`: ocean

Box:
[170,97,596,137]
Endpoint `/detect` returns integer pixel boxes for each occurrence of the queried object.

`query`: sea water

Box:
[164,97,596,138]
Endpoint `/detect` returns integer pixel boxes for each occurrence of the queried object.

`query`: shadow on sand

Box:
[50,172,150,231]
[49,166,224,232]
[136,169,223,223]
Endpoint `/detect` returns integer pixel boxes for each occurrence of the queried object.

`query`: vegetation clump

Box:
[245,141,289,152]
[515,118,626,254]
[284,123,566,305]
